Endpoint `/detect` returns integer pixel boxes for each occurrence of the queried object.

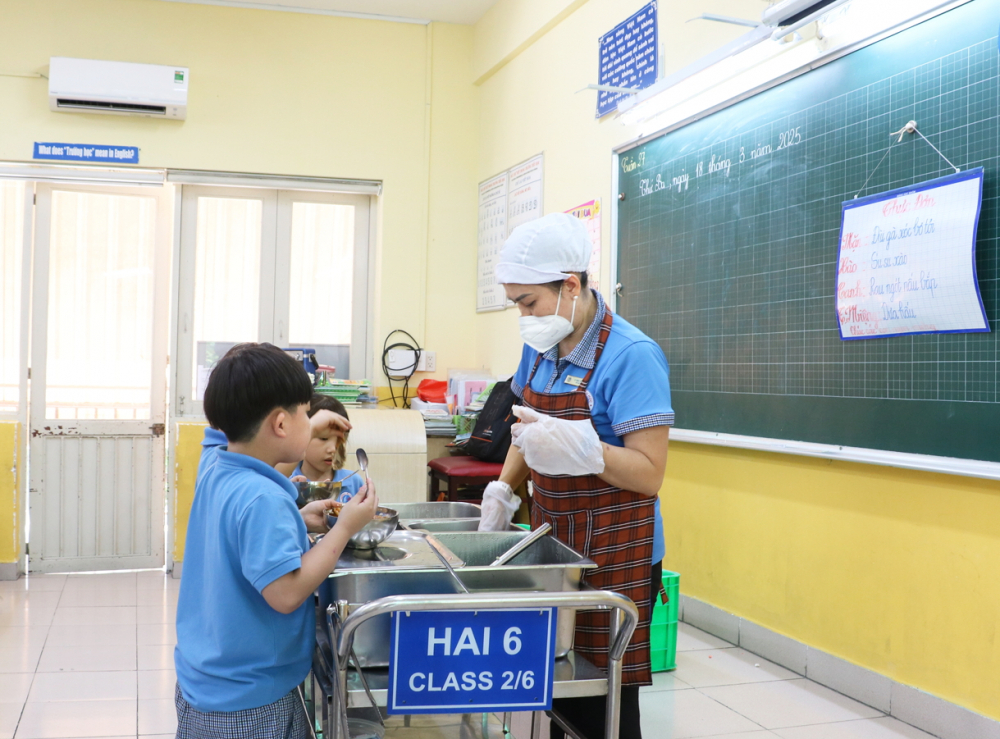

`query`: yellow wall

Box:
[0,0,479,382]
[473,0,1000,722]
[0,1,480,567]
[0,422,20,567]
[172,422,207,563]
[664,443,1000,719]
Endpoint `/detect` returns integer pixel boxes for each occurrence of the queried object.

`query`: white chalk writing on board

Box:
[836,169,989,339]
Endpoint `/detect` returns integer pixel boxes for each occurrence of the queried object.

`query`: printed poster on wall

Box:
[506,154,544,236]
[566,199,601,291]
[477,172,509,312]
[596,1,658,118]
[476,154,545,313]
[836,168,989,339]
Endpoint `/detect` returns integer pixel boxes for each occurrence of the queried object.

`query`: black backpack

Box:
[465,380,517,463]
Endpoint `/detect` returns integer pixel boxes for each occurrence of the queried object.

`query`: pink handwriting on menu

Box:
[880,192,936,217]
[838,281,865,299]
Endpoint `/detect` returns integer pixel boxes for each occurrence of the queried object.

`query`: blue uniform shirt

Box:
[290,464,364,503]
[511,291,673,564]
[175,427,314,712]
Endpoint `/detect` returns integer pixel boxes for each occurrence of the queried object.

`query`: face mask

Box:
[519,288,577,354]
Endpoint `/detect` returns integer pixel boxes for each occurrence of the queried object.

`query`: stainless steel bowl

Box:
[325,504,399,549]
[292,480,342,507]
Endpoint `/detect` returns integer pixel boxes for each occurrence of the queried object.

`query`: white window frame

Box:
[171,182,376,418]
[0,181,33,424]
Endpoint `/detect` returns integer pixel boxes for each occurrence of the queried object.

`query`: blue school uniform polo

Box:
[175,428,314,712]
[290,464,364,503]
[511,290,673,564]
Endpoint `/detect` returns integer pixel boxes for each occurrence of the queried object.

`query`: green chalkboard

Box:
[616,0,1000,463]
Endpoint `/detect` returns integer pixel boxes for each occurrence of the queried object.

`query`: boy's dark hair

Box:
[204,343,313,443]
[308,394,350,421]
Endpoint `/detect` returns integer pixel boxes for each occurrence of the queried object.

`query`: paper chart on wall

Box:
[566,199,601,291]
[836,168,989,339]
[477,172,509,312]
[476,154,545,313]
[506,154,544,235]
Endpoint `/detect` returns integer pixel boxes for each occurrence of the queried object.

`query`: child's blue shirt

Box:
[174,427,314,712]
[290,464,364,503]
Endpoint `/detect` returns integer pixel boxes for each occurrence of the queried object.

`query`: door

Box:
[29,184,171,573]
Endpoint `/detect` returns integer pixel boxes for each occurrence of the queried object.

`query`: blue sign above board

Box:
[597,1,658,119]
[387,608,557,715]
[34,142,139,164]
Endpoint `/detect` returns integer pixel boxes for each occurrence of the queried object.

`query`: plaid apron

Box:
[522,311,654,687]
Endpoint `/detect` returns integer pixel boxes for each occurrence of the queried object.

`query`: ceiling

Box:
[157,0,500,24]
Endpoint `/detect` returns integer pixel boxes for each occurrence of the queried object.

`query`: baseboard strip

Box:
[679,594,1000,739]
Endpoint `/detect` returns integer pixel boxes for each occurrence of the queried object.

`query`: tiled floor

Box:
[0,572,935,739]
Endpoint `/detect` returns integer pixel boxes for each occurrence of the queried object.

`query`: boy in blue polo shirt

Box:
[175,343,377,739]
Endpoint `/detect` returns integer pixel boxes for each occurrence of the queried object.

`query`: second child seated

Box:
[277,395,364,503]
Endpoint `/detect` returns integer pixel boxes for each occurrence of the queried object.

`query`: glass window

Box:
[288,201,355,377]
[45,190,156,419]
[0,182,24,414]
[192,197,262,398]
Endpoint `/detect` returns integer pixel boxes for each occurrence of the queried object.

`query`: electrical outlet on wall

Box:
[387,349,436,372]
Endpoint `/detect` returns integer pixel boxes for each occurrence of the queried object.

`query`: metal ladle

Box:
[355,448,370,488]
[490,522,552,567]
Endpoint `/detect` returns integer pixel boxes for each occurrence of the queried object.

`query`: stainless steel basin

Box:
[404,519,520,533]
[393,502,481,520]
[322,529,595,667]
[319,531,465,668]
[320,570,465,668]
[425,532,595,659]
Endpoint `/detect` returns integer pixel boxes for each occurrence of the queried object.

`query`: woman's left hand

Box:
[300,499,332,534]
[511,405,605,476]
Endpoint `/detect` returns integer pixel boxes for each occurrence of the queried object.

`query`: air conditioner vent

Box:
[56,98,168,115]
[49,58,187,120]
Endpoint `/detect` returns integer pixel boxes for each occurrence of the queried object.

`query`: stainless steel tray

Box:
[323,530,595,666]
[393,501,482,520]
[327,530,463,572]
[403,519,521,533]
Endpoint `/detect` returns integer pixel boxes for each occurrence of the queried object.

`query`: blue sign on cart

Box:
[387,608,558,715]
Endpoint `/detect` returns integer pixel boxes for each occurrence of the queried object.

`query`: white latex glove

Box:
[478,481,520,531]
[511,405,606,477]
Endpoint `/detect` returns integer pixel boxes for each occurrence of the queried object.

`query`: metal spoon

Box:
[490,522,552,567]
[355,448,370,488]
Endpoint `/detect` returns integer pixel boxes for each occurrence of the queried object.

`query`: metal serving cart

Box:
[305,504,641,739]
[311,590,638,739]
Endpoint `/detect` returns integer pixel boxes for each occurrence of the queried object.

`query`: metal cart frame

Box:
[312,590,639,739]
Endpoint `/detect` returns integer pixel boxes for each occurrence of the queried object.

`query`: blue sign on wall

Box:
[597,1,658,118]
[34,142,139,164]
[387,608,557,714]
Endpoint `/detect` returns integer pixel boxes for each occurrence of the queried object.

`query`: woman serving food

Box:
[479,212,673,739]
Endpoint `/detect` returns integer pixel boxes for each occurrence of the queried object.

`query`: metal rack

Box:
[311,590,639,739]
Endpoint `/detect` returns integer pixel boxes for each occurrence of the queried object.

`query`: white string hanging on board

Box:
[853,120,960,199]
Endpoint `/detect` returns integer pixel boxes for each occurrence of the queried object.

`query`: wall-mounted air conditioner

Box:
[49,57,188,120]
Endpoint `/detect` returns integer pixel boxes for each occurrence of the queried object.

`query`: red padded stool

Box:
[427,455,504,503]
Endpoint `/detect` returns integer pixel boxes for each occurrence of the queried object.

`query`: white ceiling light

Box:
[618,0,973,133]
